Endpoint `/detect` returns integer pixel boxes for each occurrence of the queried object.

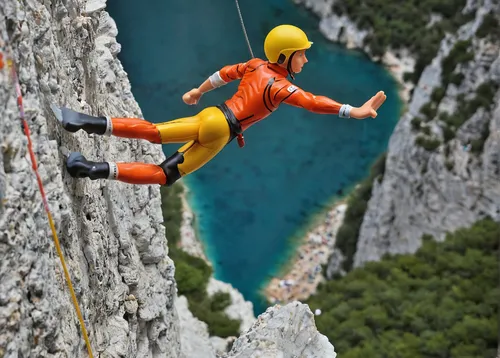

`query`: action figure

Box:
[56,24,387,187]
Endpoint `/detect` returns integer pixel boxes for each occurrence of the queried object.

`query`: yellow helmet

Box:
[264,24,313,64]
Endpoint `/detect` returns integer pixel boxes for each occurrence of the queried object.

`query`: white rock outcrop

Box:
[222,302,337,358]
[175,296,217,358]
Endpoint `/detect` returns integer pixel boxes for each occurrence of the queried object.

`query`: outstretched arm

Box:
[282,87,343,115]
[283,86,387,120]
[182,62,250,105]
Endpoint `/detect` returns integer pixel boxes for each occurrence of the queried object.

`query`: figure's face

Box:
[290,50,308,73]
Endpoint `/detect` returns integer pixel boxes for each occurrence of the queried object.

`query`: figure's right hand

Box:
[350,91,386,119]
[182,88,203,105]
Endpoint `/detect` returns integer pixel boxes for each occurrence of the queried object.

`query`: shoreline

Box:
[176,182,258,331]
[380,49,415,107]
[177,183,212,266]
[260,199,347,304]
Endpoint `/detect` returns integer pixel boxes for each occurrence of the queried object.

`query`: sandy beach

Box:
[262,201,347,304]
[381,50,415,104]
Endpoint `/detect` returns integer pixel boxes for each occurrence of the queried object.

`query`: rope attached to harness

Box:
[235,0,254,59]
[234,0,255,147]
[2,39,94,358]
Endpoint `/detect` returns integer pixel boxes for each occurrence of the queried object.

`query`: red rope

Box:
[2,46,94,357]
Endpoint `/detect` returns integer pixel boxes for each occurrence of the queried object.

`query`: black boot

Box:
[58,107,108,135]
[66,152,110,180]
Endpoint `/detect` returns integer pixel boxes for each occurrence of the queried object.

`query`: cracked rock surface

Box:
[0,0,180,356]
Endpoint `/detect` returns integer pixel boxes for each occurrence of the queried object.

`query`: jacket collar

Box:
[267,62,289,78]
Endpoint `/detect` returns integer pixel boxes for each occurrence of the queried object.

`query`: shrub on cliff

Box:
[438,80,498,148]
[475,13,500,39]
[160,183,183,245]
[441,39,474,86]
[307,218,499,358]
[332,0,475,82]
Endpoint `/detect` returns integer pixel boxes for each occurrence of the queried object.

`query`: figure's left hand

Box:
[182,88,203,105]
[350,91,387,119]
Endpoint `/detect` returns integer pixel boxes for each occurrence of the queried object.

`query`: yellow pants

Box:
[155,106,230,176]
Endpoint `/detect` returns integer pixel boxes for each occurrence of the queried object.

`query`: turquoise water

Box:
[107,0,401,315]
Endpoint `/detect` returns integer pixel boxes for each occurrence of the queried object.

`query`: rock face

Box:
[295,0,500,269]
[0,1,336,357]
[292,0,368,50]
[0,0,181,357]
[354,1,500,267]
[222,302,337,358]
[175,295,217,358]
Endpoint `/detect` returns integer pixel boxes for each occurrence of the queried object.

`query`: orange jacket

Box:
[218,58,343,131]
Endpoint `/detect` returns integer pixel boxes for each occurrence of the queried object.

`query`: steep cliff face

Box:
[0,0,182,356]
[295,0,500,269]
[0,1,336,357]
[354,3,500,266]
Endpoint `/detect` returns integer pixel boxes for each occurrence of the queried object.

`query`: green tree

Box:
[306,218,500,357]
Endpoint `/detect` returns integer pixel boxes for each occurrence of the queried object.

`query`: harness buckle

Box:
[237,134,245,148]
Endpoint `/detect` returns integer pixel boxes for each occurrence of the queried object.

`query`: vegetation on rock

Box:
[160,184,241,337]
[307,218,500,358]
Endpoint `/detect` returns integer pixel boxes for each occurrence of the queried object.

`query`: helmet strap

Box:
[286,51,297,80]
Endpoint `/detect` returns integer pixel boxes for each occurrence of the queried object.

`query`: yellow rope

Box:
[46,210,94,358]
[4,47,94,357]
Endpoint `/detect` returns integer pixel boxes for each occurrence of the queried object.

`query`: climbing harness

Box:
[1,39,94,357]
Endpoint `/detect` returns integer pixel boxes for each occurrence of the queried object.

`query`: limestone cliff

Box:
[0,0,335,357]
[354,3,500,267]
[0,0,182,356]
[295,0,500,270]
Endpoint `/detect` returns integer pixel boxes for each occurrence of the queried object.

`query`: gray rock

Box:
[223,302,336,358]
[353,1,500,267]
[0,0,181,356]
[175,295,217,358]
